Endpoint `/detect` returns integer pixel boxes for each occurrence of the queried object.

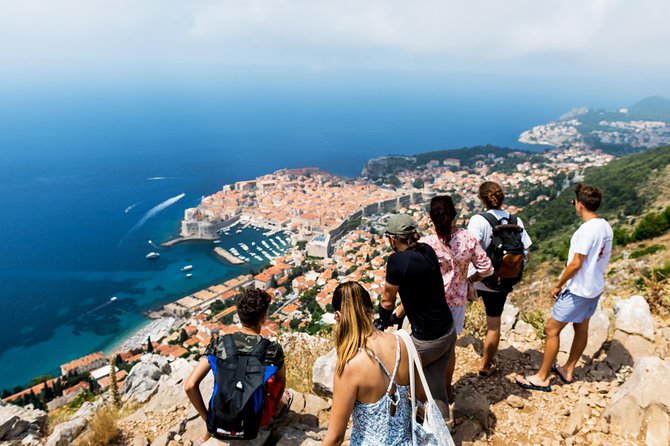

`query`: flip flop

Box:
[478,362,497,378]
[552,364,574,384]
[515,375,552,392]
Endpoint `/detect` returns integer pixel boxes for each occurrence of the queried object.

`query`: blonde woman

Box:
[323,282,414,446]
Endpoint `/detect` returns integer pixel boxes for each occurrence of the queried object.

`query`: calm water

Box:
[0,83,581,390]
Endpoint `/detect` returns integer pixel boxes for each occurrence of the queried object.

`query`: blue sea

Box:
[0,80,614,391]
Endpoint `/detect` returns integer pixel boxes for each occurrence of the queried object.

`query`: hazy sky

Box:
[1,0,668,98]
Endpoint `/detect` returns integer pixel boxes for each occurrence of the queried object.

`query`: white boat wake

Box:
[147,176,168,181]
[124,202,141,213]
[120,193,186,245]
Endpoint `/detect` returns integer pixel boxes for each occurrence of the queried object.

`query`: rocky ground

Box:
[3,247,670,446]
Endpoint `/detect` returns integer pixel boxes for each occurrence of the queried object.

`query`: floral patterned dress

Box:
[420,229,493,331]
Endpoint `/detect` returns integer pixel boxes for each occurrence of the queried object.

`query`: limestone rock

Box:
[312,348,336,398]
[506,395,525,409]
[560,402,589,439]
[605,356,670,440]
[513,320,537,341]
[500,302,519,335]
[453,385,490,429]
[613,295,655,340]
[605,330,655,369]
[122,354,173,403]
[303,393,331,419]
[645,405,670,446]
[656,327,670,359]
[0,401,47,443]
[44,417,87,446]
[557,309,610,364]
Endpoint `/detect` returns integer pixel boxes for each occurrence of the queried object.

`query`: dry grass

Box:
[73,406,120,446]
[463,299,487,338]
[279,332,333,393]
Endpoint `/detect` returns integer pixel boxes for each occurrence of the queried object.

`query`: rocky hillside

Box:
[3,239,670,446]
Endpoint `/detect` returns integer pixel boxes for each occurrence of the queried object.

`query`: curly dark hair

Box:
[237,288,271,326]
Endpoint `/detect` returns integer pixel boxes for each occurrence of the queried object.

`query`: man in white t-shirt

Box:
[517,184,613,392]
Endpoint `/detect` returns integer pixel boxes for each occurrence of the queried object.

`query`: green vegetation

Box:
[519,145,670,255]
[629,244,666,260]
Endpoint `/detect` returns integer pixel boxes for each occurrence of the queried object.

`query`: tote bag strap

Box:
[397,330,438,405]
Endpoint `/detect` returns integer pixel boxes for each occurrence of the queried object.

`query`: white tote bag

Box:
[397,329,455,446]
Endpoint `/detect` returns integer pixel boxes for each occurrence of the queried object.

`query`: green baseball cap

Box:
[384,214,418,236]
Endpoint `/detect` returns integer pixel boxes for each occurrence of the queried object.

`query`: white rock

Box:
[605,356,670,439]
[44,417,87,446]
[122,354,173,403]
[513,320,537,341]
[312,348,336,397]
[558,309,610,364]
[500,302,519,335]
[613,295,655,340]
[0,400,47,442]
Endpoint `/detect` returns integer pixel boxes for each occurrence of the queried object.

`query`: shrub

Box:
[629,244,666,259]
[521,310,547,340]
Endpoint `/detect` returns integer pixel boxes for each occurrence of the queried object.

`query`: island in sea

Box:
[0,144,615,410]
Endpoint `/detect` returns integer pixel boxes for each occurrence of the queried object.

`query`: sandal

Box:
[478,361,497,378]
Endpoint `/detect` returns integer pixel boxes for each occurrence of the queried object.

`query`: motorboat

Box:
[185,273,193,279]
[146,252,160,259]
[110,296,118,302]
[181,265,193,272]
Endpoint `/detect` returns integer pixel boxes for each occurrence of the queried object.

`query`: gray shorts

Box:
[552,289,600,323]
[411,326,456,405]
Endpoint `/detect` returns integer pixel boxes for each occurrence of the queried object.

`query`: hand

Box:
[373,318,387,331]
[467,283,478,302]
[550,286,562,300]
[389,313,404,327]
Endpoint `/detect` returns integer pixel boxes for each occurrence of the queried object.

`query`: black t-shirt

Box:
[386,243,453,341]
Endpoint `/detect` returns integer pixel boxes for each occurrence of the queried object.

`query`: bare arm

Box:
[184,357,211,421]
[322,367,358,446]
[550,253,586,299]
[382,282,399,310]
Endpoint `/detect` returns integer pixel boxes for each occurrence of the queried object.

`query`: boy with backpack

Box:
[184,288,290,442]
[467,181,532,377]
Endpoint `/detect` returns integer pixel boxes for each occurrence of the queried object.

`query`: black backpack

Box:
[478,212,526,292]
[206,334,274,440]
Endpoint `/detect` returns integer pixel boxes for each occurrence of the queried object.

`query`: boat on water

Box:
[235,229,242,233]
[110,296,118,302]
[213,240,221,244]
[181,265,193,272]
[146,252,160,259]
[185,273,193,278]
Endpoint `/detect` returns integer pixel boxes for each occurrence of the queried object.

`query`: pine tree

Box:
[109,356,121,408]
[147,336,154,352]
[179,329,188,343]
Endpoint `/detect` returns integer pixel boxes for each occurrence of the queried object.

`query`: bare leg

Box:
[479,316,501,371]
[526,318,567,385]
[559,318,590,381]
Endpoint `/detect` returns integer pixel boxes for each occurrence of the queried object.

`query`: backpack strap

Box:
[478,212,500,229]
[249,338,272,359]
[507,214,518,226]
[222,334,239,357]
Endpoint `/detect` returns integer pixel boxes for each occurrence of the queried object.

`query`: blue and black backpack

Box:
[206,334,279,440]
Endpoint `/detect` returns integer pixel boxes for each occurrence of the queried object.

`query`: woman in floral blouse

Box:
[420,195,493,399]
